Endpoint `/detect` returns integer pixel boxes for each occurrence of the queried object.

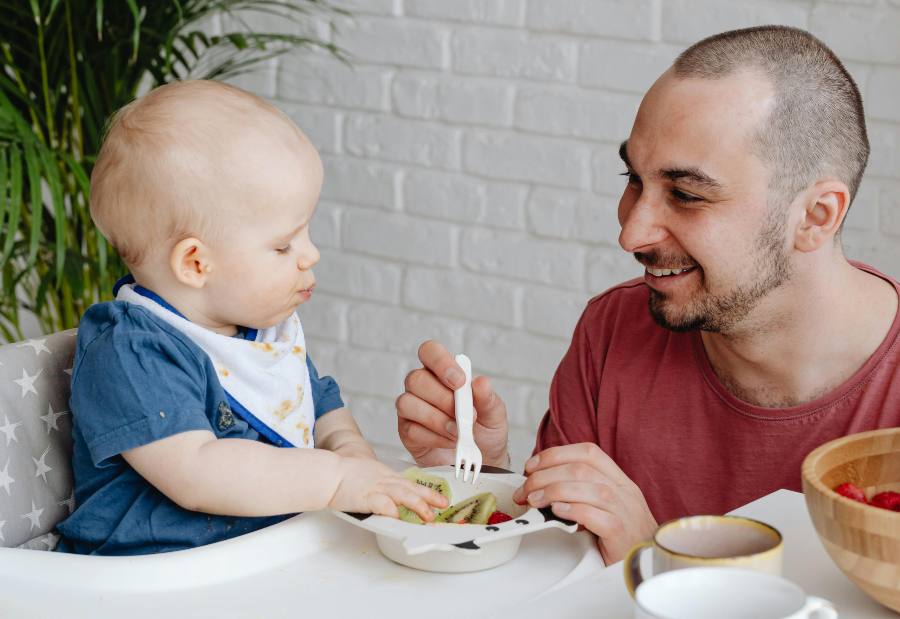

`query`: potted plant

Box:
[0,0,344,341]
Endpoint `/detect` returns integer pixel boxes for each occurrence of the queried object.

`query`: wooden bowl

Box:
[802,427,900,612]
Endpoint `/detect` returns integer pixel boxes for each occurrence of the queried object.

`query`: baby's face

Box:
[202,134,324,330]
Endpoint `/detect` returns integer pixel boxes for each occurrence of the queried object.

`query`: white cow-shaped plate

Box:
[331,465,578,573]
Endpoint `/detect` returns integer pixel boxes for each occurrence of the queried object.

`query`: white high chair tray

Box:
[0,468,602,619]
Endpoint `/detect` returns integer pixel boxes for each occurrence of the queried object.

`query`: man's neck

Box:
[699,259,898,408]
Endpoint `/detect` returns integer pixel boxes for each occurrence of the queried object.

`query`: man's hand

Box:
[396,340,510,468]
[328,457,448,521]
[512,443,657,564]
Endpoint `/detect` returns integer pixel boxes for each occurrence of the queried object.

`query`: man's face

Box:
[617,69,793,333]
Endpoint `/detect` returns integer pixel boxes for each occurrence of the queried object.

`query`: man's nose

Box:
[618,191,668,253]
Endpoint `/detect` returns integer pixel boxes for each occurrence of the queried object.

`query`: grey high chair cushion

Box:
[0,330,76,549]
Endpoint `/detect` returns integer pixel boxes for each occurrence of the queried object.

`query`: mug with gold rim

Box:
[624,514,784,597]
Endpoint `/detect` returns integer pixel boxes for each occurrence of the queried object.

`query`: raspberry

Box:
[870,491,900,512]
[487,510,513,524]
[834,482,868,504]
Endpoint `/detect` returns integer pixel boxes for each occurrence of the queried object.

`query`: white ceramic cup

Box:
[625,514,783,596]
[633,567,837,619]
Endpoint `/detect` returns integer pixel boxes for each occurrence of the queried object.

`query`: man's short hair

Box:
[673,26,869,210]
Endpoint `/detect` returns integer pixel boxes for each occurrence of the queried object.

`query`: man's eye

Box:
[619,171,641,186]
[275,246,291,254]
[671,189,703,203]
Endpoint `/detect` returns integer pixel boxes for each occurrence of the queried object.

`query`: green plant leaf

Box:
[64,248,86,300]
[1,0,347,338]
[47,0,62,22]
[61,153,90,196]
[96,0,105,41]
[96,226,108,293]
[22,139,42,267]
[1,147,23,264]
[0,150,8,241]
[1,248,18,298]
[38,146,66,281]
[226,32,249,50]
[34,265,53,315]
[124,0,142,64]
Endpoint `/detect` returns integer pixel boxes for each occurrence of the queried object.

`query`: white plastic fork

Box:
[453,353,482,484]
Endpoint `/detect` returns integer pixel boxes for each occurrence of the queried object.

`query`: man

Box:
[395,26,900,564]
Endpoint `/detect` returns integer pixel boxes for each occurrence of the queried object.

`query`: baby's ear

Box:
[170,237,212,288]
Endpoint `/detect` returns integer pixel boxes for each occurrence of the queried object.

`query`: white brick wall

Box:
[238,0,900,467]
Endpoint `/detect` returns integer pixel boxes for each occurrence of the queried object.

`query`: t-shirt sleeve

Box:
[533,304,600,455]
[71,314,214,466]
[307,354,344,419]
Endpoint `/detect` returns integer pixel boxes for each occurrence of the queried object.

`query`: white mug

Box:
[633,567,837,619]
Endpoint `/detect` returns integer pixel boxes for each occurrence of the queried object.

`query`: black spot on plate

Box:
[454,540,480,550]
[345,512,370,521]
[515,519,529,525]
[539,506,576,527]
[479,465,514,475]
[486,526,499,532]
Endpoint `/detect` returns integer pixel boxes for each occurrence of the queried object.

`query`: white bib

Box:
[116,284,316,448]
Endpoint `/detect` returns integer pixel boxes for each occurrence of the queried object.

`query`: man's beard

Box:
[640,208,792,334]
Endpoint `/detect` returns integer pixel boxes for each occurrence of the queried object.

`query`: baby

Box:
[55,80,446,555]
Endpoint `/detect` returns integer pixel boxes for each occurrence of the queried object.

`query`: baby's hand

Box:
[329,457,448,521]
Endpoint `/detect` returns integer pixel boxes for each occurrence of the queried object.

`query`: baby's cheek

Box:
[273,275,302,303]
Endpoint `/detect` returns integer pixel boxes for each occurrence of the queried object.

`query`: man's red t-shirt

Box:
[534,263,900,524]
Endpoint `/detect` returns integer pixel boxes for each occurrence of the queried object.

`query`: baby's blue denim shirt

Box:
[55,301,343,556]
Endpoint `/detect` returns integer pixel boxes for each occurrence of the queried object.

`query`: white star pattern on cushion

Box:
[17,339,51,356]
[0,459,13,495]
[13,368,42,398]
[58,491,75,515]
[40,404,68,434]
[0,330,76,550]
[33,445,52,483]
[0,416,21,445]
[21,501,44,531]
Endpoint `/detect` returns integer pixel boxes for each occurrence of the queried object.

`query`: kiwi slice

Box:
[397,507,425,524]
[398,468,453,524]
[435,492,498,525]
[437,500,478,524]
[403,467,452,500]
[468,492,497,525]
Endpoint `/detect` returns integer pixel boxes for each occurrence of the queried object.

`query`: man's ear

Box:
[793,179,851,253]
[170,237,213,288]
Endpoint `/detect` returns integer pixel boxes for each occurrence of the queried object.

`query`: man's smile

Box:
[643,265,700,294]
[645,266,697,277]
[635,252,700,287]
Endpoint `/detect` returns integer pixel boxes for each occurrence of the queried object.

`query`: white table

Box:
[0,485,894,618]
[509,489,898,618]
[0,492,601,618]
